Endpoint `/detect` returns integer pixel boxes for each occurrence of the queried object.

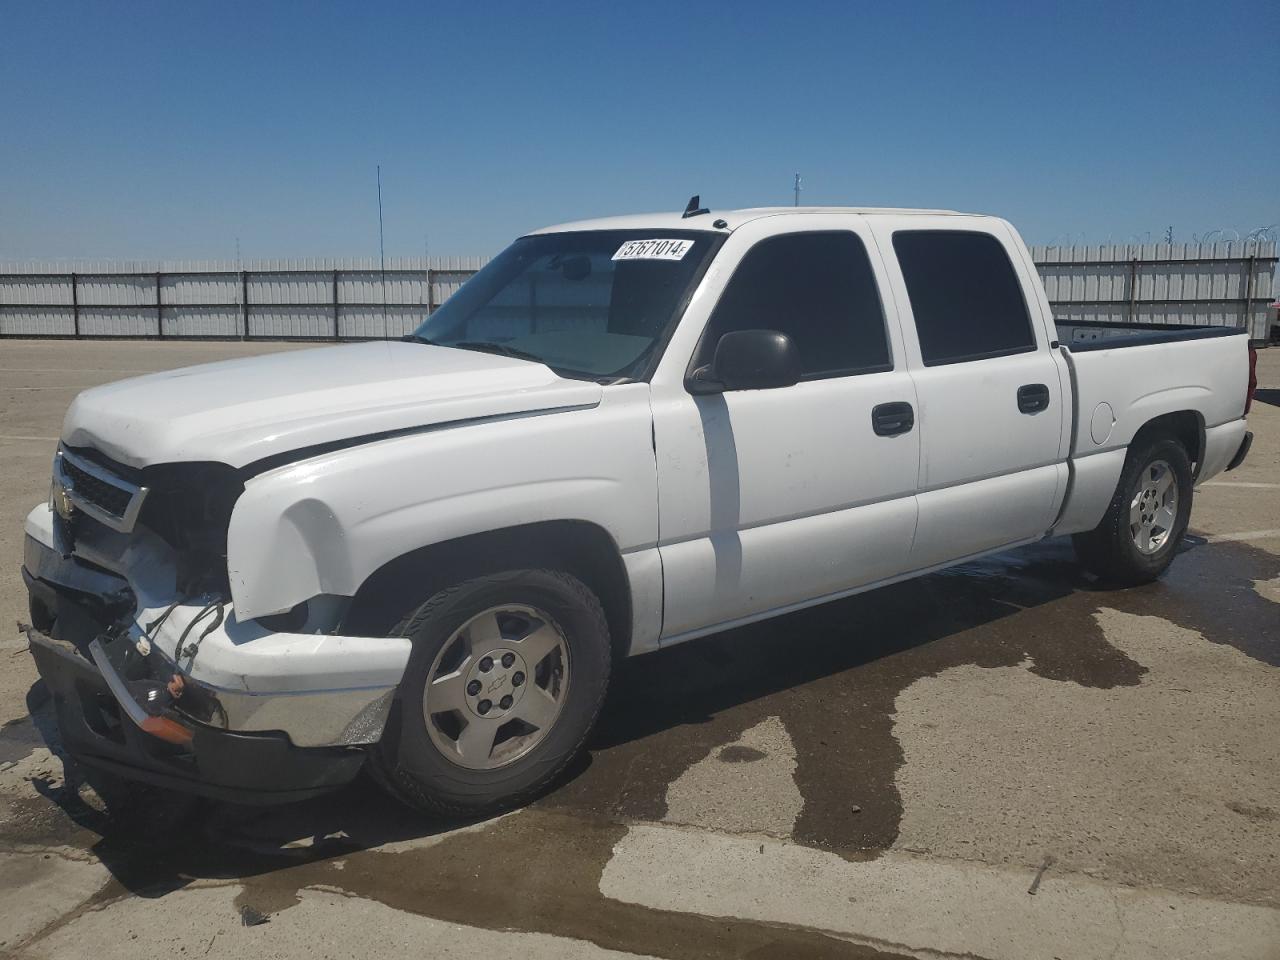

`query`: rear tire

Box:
[369,568,610,818]
[1072,435,1193,586]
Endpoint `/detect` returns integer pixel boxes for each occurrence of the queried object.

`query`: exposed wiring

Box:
[173,599,224,668]
[199,602,225,641]
[137,593,230,729]
[142,597,185,641]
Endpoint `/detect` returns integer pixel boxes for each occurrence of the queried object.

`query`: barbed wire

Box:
[1041,225,1278,247]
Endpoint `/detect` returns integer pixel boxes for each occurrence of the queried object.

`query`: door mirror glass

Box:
[691,329,801,393]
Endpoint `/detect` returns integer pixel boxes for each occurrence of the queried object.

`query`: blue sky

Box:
[1,0,1276,260]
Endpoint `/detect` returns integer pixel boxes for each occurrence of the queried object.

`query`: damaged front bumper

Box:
[25,618,366,803]
[22,503,412,802]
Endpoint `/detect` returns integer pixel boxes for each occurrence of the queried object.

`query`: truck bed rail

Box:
[1056,320,1246,353]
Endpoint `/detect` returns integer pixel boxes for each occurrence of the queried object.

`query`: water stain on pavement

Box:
[0,715,43,766]
[718,746,765,763]
[4,785,909,959]
[235,809,911,960]
[1,536,1276,957]
[546,536,1276,854]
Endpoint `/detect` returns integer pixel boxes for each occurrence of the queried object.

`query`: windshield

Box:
[410,229,718,380]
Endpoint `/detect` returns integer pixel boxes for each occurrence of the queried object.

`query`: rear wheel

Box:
[369,568,611,817]
[1073,435,1193,586]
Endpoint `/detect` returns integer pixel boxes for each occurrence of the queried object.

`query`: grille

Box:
[62,456,133,519]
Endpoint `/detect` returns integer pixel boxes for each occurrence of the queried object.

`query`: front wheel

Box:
[1072,435,1193,586]
[369,569,611,817]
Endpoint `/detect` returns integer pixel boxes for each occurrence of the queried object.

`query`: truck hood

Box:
[61,341,603,470]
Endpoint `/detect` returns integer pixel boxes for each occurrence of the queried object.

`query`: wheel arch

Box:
[341,519,634,661]
[1129,410,1205,477]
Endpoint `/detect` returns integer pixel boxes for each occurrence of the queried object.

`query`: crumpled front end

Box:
[21,445,412,802]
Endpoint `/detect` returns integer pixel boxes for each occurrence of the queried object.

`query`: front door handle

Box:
[1017,383,1050,414]
[872,401,915,437]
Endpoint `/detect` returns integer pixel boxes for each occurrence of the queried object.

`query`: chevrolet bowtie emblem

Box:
[52,484,75,521]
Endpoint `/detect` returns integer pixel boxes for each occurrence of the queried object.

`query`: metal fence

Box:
[1,241,1275,342]
[1029,241,1276,341]
[0,257,485,340]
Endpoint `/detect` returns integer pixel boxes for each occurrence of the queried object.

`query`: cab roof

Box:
[530,206,973,235]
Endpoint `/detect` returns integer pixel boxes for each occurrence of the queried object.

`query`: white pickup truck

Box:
[22,205,1256,814]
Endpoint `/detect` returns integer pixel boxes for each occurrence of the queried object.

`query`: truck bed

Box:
[1057,322,1249,467]
[1055,319,1245,352]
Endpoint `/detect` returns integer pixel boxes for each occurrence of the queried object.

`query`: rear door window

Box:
[892,231,1036,366]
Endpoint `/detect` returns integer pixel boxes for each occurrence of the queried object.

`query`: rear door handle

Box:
[872,401,914,437]
[1017,383,1050,414]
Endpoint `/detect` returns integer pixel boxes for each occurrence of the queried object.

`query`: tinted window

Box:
[697,232,891,379]
[893,231,1035,366]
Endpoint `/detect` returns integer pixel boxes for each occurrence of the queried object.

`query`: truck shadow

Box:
[10,534,1277,899]
[1252,387,1280,408]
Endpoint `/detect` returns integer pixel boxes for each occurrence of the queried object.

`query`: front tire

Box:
[1072,435,1193,586]
[370,569,611,817]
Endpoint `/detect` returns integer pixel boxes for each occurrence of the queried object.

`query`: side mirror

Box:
[689,329,801,394]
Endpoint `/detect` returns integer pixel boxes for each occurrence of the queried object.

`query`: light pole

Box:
[377,164,387,335]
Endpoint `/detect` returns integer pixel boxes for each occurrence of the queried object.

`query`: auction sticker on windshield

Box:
[612,238,695,261]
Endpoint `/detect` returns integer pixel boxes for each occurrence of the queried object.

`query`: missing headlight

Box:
[136,462,244,595]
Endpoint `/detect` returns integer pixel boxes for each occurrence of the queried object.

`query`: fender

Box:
[1062,336,1247,459]
[226,385,660,627]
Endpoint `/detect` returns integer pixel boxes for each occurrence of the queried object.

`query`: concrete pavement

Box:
[1,339,1277,959]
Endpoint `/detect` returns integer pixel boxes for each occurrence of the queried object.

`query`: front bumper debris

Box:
[23,502,411,750]
[21,498,413,802]
[26,622,366,804]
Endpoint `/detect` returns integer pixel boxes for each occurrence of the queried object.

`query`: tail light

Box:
[1245,344,1257,415]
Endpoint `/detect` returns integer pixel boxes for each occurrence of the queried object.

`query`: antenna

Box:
[793,172,802,207]
[377,164,387,335]
[682,195,709,218]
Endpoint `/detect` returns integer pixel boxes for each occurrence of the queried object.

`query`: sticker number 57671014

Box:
[612,239,695,262]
